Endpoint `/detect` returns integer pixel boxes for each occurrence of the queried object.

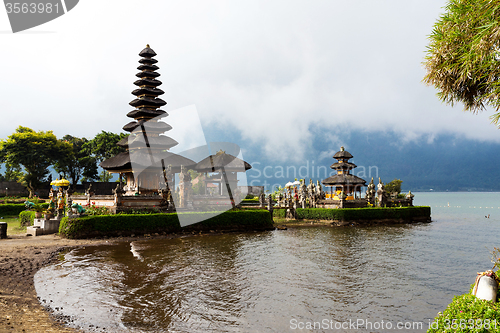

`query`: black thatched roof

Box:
[322,174,366,186]
[129,97,166,108]
[135,70,161,79]
[333,148,353,159]
[139,45,157,57]
[127,108,167,119]
[137,64,159,71]
[116,134,178,149]
[330,161,357,170]
[134,78,162,87]
[139,57,158,65]
[132,87,164,97]
[100,150,195,172]
[194,152,252,172]
[122,120,172,133]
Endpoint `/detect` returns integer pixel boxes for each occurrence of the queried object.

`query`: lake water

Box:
[34,192,500,332]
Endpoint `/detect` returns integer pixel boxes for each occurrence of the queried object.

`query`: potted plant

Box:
[28,197,45,218]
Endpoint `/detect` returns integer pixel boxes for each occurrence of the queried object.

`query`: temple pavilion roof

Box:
[194,151,252,173]
[322,174,366,186]
[100,150,195,173]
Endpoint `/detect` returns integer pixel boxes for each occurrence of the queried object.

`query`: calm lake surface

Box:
[35,192,500,332]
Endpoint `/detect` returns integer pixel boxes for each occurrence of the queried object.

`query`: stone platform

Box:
[26,218,61,236]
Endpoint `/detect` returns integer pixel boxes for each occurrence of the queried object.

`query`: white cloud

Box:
[0,0,498,162]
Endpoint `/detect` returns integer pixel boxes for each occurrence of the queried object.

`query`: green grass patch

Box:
[2,215,26,235]
[59,209,274,239]
[428,272,500,332]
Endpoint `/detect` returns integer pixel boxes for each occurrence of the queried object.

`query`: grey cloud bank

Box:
[0,0,498,162]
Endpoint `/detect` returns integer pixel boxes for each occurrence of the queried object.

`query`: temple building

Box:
[194,150,252,196]
[322,147,366,200]
[100,45,195,196]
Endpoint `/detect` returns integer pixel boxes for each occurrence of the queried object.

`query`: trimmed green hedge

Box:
[273,206,430,221]
[296,206,430,221]
[19,210,35,226]
[0,203,48,216]
[59,209,274,239]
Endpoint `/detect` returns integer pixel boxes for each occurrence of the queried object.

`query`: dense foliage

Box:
[81,130,127,182]
[59,210,273,239]
[385,179,403,196]
[0,126,72,196]
[427,271,500,333]
[19,210,35,226]
[423,0,500,125]
[54,135,99,187]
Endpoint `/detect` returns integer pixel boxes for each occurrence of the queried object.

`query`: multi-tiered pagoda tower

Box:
[321,147,366,200]
[101,45,194,195]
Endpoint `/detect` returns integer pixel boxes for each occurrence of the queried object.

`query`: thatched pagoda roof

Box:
[129,97,166,108]
[333,147,353,159]
[194,151,251,172]
[100,150,195,172]
[127,108,167,119]
[134,78,162,87]
[322,174,367,186]
[116,134,178,149]
[122,120,172,133]
[330,161,357,170]
[132,87,164,97]
[139,45,157,57]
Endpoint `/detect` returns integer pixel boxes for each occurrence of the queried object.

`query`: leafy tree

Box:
[385,179,403,197]
[82,130,127,163]
[423,0,500,125]
[189,169,205,195]
[82,131,127,182]
[3,164,23,182]
[0,126,71,197]
[54,135,98,189]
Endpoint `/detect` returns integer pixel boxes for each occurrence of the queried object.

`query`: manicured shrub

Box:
[0,203,48,216]
[295,206,431,221]
[19,210,35,226]
[59,210,274,239]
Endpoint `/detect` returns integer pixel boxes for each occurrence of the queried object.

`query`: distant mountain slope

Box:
[238,130,500,192]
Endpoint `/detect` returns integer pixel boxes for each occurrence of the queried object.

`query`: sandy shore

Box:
[0,234,112,333]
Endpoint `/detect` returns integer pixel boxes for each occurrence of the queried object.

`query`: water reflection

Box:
[35,211,499,333]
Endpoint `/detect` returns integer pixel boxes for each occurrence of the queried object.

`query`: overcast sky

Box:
[1,0,499,162]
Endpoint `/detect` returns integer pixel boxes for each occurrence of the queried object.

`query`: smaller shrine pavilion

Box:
[194,150,252,196]
[322,147,366,200]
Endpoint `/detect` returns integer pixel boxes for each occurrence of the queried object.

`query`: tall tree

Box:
[54,135,98,189]
[82,131,127,182]
[423,0,500,125]
[0,126,71,197]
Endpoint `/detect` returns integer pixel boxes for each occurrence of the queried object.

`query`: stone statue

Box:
[376,178,387,207]
[259,192,265,208]
[178,165,192,208]
[47,188,56,213]
[406,190,414,206]
[365,177,376,205]
[316,180,325,200]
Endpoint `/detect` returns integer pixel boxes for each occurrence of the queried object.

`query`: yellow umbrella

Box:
[50,178,70,187]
